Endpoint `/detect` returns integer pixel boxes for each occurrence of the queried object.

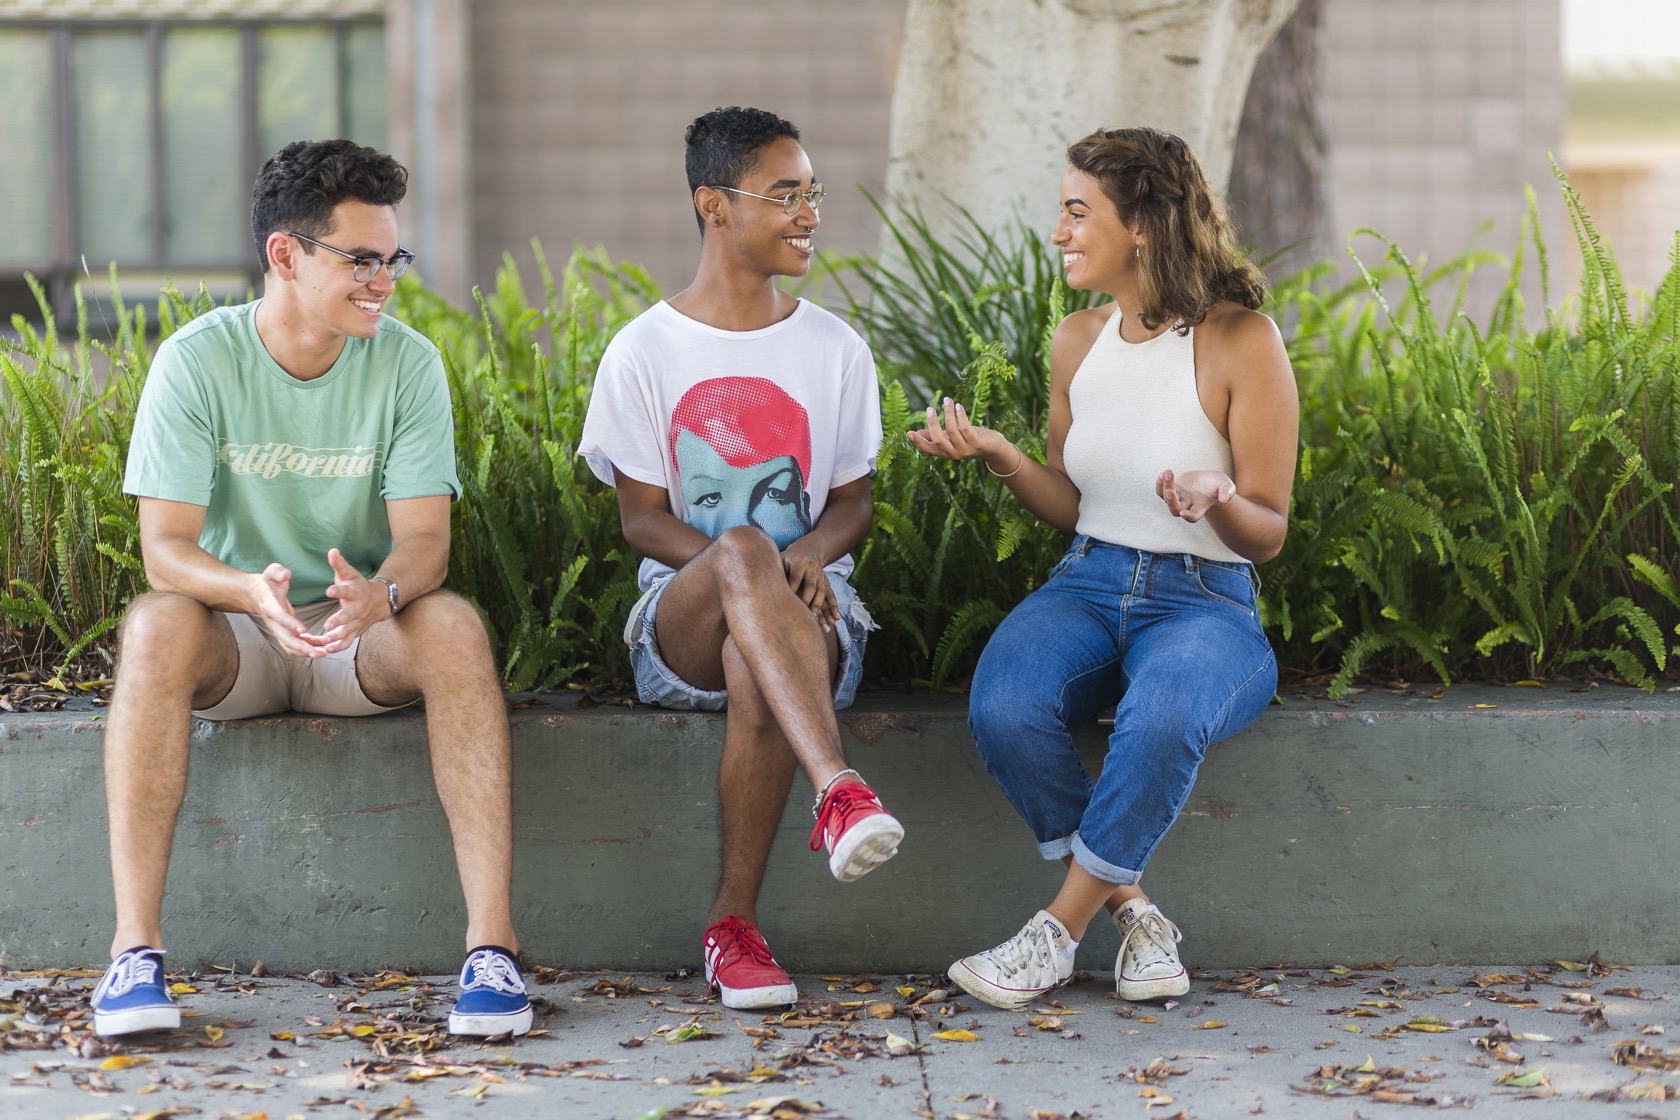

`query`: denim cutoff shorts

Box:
[625,571,873,711]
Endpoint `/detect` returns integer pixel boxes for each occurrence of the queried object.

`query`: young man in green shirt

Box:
[93,139,529,1039]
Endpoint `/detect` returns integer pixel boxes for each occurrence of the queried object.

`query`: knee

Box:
[117,592,214,662]
[402,591,493,661]
[968,651,1058,745]
[713,526,780,570]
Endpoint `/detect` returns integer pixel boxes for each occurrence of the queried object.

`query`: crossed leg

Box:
[652,526,845,920]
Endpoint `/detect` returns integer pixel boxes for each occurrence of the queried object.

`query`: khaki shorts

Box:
[194,598,416,721]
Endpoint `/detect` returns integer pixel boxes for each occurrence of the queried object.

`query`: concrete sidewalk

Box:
[6,957,1679,1118]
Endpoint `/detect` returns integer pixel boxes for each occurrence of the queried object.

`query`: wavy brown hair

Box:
[1066,127,1266,332]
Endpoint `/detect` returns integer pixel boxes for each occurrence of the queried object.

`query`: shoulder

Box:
[158,303,247,357]
[1050,304,1116,373]
[1197,303,1296,401]
[792,299,870,352]
[599,300,683,363]
[1196,302,1283,356]
[373,314,443,363]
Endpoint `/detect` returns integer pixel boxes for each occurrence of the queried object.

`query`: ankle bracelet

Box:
[812,768,862,816]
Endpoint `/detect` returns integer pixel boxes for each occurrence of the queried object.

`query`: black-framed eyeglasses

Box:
[288,231,416,283]
[712,183,825,217]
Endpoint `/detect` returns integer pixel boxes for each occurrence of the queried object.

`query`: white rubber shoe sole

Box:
[828,812,904,882]
[1116,969,1190,1001]
[948,957,1066,1011]
[93,1003,181,1038]
[712,977,799,1010]
[447,1005,534,1037]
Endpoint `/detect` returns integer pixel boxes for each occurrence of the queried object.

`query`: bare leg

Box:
[1046,854,1149,934]
[655,527,851,791]
[1046,857,1151,940]
[105,592,239,957]
[357,591,518,953]
[706,631,839,927]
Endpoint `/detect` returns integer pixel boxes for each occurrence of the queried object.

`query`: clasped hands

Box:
[251,547,392,658]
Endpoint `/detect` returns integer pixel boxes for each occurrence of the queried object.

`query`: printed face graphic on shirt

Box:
[669,376,813,548]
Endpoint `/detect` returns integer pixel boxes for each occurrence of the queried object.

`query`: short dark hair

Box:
[250,139,408,273]
[684,107,800,235]
[1066,127,1267,331]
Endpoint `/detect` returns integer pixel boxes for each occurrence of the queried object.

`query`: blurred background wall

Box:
[1,0,1673,324]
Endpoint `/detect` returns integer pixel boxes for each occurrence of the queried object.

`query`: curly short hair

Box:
[684,107,801,235]
[250,139,408,273]
[1066,127,1267,332]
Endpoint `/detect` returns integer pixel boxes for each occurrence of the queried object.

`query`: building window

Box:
[0,17,385,326]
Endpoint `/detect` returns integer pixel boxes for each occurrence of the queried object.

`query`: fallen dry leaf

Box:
[932,1029,980,1042]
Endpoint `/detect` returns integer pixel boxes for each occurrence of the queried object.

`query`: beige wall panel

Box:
[462,0,1563,319]
[1568,165,1680,297]
[470,0,907,297]
[1323,0,1563,320]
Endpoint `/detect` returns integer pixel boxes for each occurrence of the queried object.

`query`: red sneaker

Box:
[808,777,904,882]
[703,916,798,1010]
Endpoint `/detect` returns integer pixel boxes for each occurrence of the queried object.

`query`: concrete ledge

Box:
[3,685,1677,973]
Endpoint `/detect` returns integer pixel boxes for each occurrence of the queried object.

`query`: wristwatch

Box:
[369,576,400,616]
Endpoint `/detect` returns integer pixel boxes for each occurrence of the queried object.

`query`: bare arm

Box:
[138,496,324,657]
[907,308,1108,534]
[615,470,714,571]
[318,494,453,652]
[1157,309,1297,562]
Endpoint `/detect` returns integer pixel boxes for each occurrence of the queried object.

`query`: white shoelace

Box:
[983,920,1058,980]
[97,950,161,1000]
[460,950,524,995]
[1121,907,1183,971]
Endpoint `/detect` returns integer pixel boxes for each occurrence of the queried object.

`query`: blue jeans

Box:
[968,536,1277,885]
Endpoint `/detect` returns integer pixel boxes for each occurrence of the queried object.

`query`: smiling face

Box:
[718,136,820,279]
[278,199,401,342]
[1051,165,1140,295]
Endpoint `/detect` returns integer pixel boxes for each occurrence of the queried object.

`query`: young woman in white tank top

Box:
[911,127,1299,1010]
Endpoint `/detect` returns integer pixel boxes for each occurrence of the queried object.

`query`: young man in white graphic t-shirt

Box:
[578,107,903,1010]
[94,139,530,1040]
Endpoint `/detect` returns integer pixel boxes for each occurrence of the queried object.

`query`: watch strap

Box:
[369,575,400,615]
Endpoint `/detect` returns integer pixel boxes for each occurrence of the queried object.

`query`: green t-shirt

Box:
[124,301,460,605]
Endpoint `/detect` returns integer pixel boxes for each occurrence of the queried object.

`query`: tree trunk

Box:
[882,0,1302,250]
[1227,0,1332,278]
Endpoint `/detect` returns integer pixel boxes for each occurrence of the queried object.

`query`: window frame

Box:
[1,15,384,326]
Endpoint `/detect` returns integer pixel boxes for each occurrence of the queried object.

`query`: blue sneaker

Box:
[447,945,532,1037]
[90,947,181,1037]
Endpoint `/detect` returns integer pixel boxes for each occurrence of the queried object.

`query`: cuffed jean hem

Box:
[1071,833,1143,887]
[1035,836,1075,862]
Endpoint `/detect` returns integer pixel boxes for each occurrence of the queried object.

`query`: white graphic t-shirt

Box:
[578,299,882,591]
[123,301,460,604]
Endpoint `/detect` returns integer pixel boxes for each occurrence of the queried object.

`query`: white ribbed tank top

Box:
[1061,308,1245,563]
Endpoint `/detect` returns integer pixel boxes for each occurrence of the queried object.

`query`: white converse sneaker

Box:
[948,910,1076,1010]
[1113,897,1190,1000]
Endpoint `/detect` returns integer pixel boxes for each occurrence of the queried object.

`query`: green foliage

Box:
[0,271,172,684]
[1264,177,1680,695]
[832,190,1678,696]
[4,189,1677,698]
[382,243,651,689]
